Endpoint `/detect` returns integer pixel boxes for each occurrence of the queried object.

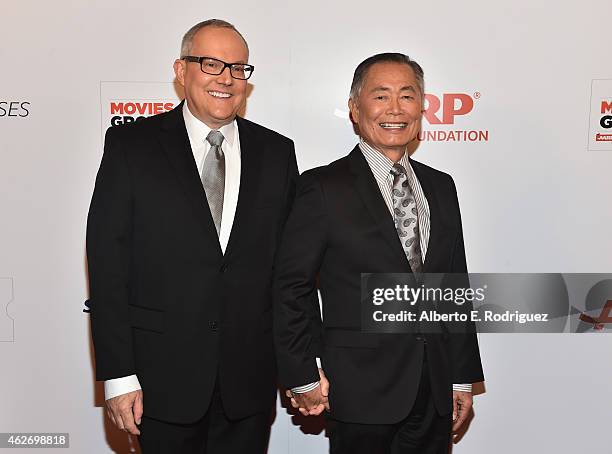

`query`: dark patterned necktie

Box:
[390,163,423,273]
[202,130,225,235]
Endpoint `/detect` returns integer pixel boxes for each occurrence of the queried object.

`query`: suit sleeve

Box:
[86,127,135,381]
[279,146,324,362]
[273,171,326,389]
[446,175,485,384]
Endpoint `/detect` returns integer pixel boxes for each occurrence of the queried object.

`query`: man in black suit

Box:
[87,19,298,453]
[273,53,484,453]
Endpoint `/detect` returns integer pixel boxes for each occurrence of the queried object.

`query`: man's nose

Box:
[216,66,233,85]
[387,97,402,114]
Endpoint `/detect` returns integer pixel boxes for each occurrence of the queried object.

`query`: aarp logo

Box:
[418,92,488,143]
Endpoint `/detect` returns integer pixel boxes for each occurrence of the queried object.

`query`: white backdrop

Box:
[1,0,611,452]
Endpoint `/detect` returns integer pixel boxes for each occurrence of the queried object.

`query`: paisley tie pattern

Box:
[390,163,423,273]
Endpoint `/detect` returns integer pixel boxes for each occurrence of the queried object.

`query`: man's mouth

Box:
[379,122,407,129]
[208,91,232,98]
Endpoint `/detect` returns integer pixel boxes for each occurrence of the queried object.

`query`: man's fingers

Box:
[452,397,458,422]
[106,408,117,427]
[452,411,467,432]
[133,393,144,426]
[452,399,473,432]
[114,412,126,431]
[105,391,142,432]
[308,404,325,416]
[319,369,329,397]
[120,408,140,435]
[106,403,123,430]
[290,387,329,416]
[320,379,329,397]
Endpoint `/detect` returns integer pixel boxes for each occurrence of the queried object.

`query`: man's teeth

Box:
[379,123,407,129]
[209,91,231,98]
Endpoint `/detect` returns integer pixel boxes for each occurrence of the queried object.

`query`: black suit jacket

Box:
[273,146,484,425]
[87,102,298,424]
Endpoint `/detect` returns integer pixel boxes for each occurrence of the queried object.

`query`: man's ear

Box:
[348,97,359,124]
[173,59,186,86]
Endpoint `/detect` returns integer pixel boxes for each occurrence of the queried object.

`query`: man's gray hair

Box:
[180,19,249,58]
[349,53,425,100]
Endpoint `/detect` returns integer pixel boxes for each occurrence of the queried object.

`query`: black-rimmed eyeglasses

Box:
[182,56,254,80]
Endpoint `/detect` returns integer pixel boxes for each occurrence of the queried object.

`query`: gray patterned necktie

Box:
[390,163,423,273]
[202,130,225,235]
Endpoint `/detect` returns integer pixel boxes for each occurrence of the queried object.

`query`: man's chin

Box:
[210,114,238,126]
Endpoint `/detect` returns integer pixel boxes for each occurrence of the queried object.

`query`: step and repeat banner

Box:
[1,0,611,452]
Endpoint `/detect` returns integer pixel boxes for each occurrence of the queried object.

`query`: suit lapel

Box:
[347,146,410,268]
[410,159,447,272]
[157,102,222,257]
[223,117,263,259]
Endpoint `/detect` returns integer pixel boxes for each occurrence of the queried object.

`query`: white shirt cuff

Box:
[452,383,472,392]
[104,374,142,400]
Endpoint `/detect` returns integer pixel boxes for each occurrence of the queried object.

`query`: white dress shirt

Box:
[292,139,471,394]
[104,101,242,400]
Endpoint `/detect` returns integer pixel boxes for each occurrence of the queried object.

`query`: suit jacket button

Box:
[210,321,218,331]
[220,264,228,273]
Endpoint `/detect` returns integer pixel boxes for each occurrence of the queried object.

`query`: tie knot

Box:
[206,130,225,147]
[390,163,406,177]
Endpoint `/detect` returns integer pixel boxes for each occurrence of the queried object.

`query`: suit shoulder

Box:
[298,154,350,187]
[410,158,455,185]
[237,117,293,148]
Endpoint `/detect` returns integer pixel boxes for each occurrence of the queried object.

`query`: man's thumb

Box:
[134,392,144,425]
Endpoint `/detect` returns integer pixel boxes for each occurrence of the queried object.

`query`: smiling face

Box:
[174,26,249,129]
[349,62,423,159]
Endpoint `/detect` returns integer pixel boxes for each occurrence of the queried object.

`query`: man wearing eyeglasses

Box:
[87,19,299,453]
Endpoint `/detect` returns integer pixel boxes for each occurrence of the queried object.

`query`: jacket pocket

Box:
[128,304,165,333]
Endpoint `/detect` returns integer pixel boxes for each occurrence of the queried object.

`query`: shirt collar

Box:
[182,100,236,147]
[358,138,412,179]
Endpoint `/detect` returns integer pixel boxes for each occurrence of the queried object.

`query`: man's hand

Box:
[105,390,143,435]
[319,368,330,411]
[286,368,330,416]
[452,390,473,432]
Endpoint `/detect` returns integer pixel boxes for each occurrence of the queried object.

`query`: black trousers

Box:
[138,380,272,454]
[327,349,452,454]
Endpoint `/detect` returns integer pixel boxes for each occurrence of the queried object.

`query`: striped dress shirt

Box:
[292,140,472,394]
[359,138,471,393]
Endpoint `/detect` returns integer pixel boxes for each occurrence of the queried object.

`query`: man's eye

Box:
[376,96,387,100]
[402,95,415,100]
[203,60,222,70]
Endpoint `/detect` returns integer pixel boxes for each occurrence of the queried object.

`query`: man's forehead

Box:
[190,27,248,56]
[365,63,416,84]
[370,85,417,92]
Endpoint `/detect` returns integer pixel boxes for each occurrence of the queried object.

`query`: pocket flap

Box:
[128,304,165,333]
